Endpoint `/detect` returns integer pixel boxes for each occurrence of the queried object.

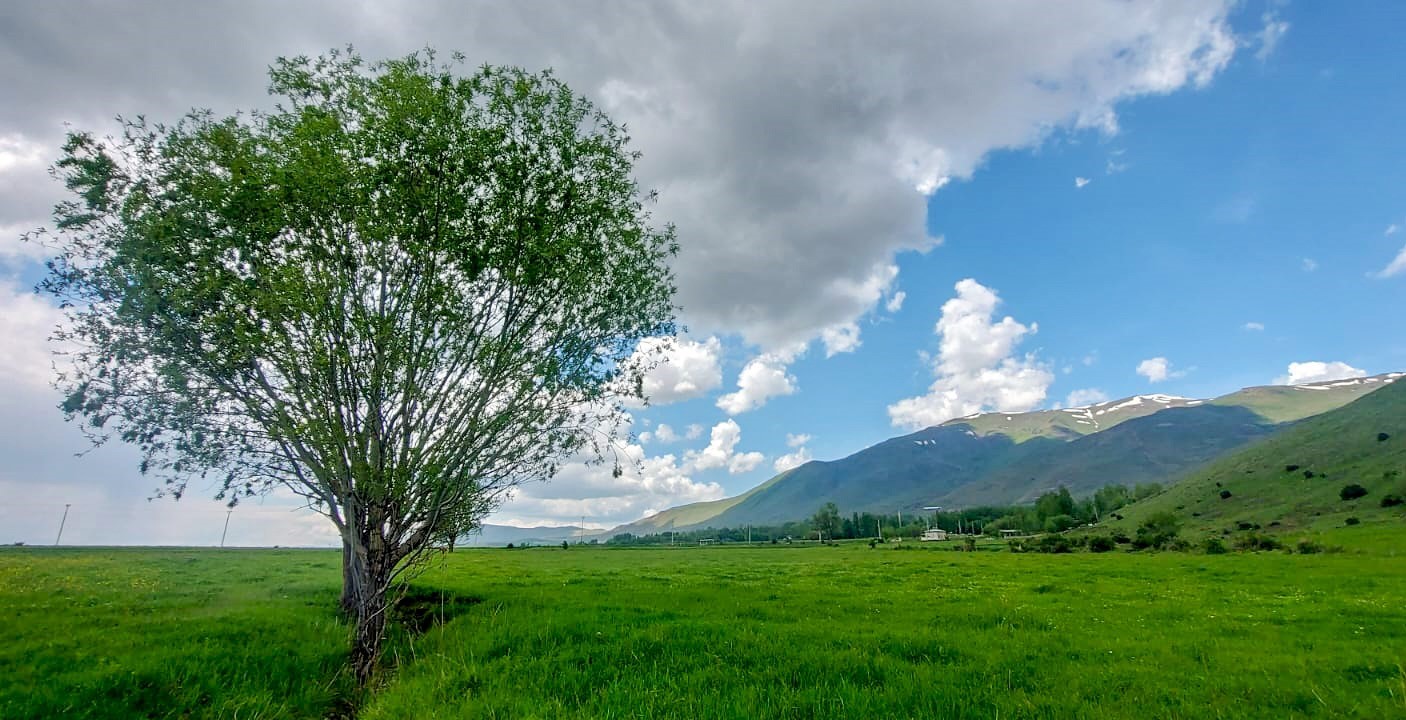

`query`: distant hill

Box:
[1110,374,1406,536]
[462,524,600,547]
[606,373,1401,536]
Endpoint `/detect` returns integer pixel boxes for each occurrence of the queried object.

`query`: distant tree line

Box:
[607,482,1164,545]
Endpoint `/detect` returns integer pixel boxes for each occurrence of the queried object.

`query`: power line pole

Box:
[54,503,71,546]
[220,510,232,548]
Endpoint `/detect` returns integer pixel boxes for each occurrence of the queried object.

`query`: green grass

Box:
[5,544,1406,719]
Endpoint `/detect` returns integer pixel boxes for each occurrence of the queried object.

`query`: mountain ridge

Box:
[606,373,1401,537]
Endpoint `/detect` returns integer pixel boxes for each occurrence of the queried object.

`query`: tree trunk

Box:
[343,539,393,685]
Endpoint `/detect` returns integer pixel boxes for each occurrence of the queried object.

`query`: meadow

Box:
[3,540,1404,719]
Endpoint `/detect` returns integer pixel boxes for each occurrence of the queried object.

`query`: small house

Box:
[920,528,948,541]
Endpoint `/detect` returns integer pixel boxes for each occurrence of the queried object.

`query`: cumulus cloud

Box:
[685,423,704,440]
[1275,361,1367,386]
[1075,177,1091,188]
[1387,224,1401,236]
[632,336,723,406]
[1136,356,1184,383]
[684,420,765,475]
[785,433,811,448]
[887,279,1053,429]
[649,424,679,444]
[773,446,813,474]
[1373,245,1406,279]
[1302,258,1318,272]
[885,291,906,313]
[716,350,800,415]
[1243,321,1265,331]
[1065,388,1110,407]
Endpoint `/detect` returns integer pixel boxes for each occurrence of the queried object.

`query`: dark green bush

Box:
[1295,539,1324,554]
[1379,432,1391,442]
[1112,532,1131,544]
[1380,495,1403,508]
[1233,533,1281,552]
[1088,536,1116,553]
[1035,534,1073,553]
[1219,490,1232,499]
[1203,538,1228,554]
[1340,484,1368,501]
[1345,517,1361,526]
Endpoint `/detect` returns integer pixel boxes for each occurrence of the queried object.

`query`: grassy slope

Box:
[1113,376,1406,538]
[4,545,1405,719]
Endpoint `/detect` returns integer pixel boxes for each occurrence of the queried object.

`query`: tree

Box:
[32,49,676,682]
[811,502,841,541]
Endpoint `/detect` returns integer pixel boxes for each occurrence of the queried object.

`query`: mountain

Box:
[462,524,600,547]
[606,373,1401,536]
[1110,373,1406,536]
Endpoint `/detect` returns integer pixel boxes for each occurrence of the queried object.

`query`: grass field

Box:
[4,543,1405,719]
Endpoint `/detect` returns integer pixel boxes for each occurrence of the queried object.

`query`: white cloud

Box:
[1385,223,1400,236]
[651,424,679,444]
[1136,356,1185,383]
[728,451,765,474]
[1082,352,1099,366]
[1075,176,1091,188]
[1065,388,1109,407]
[887,279,1053,429]
[1275,361,1367,386]
[685,424,704,440]
[631,336,723,406]
[1302,258,1318,272]
[885,291,906,313]
[0,278,64,390]
[1255,12,1289,62]
[1373,245,1406,279]
[1243,321,1265,331]
[773,446,813,473]
[785,433,811,448]
[716,350,800,415]
[684,419,766,476]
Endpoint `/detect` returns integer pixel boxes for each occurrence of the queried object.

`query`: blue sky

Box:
[1,1,1403,543]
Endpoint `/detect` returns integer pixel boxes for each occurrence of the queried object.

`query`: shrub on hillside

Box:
[1345,517,1361,526]
[1131,512,1181,550]
[1203,538,1228,554]
[1219,490,1232,499]
[1285,464,1300,472]
[1380,495,1404,508]
[1303,470,1316,479]
[1233,533,1281,552]
[1112,532,1131,544]
[1088,536,1116,553]
[1007,539,1026,553]
[1295,539,1324,554]
[1378,432,1391,442]
[1340,484,1369,501]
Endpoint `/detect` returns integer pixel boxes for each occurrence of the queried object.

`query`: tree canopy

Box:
[34,47,677,680]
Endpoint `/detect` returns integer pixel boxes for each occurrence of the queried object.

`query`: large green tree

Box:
[34,48,677,680]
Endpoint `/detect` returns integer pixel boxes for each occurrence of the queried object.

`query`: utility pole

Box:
[747,524,751,545]
[580,515,585,545]
[54,503,71,546]
[220,510,232,548]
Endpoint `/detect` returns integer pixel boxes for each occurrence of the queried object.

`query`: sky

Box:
[1,1,1404,546]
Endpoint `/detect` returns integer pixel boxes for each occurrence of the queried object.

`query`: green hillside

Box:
[1112,376,1406,538]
